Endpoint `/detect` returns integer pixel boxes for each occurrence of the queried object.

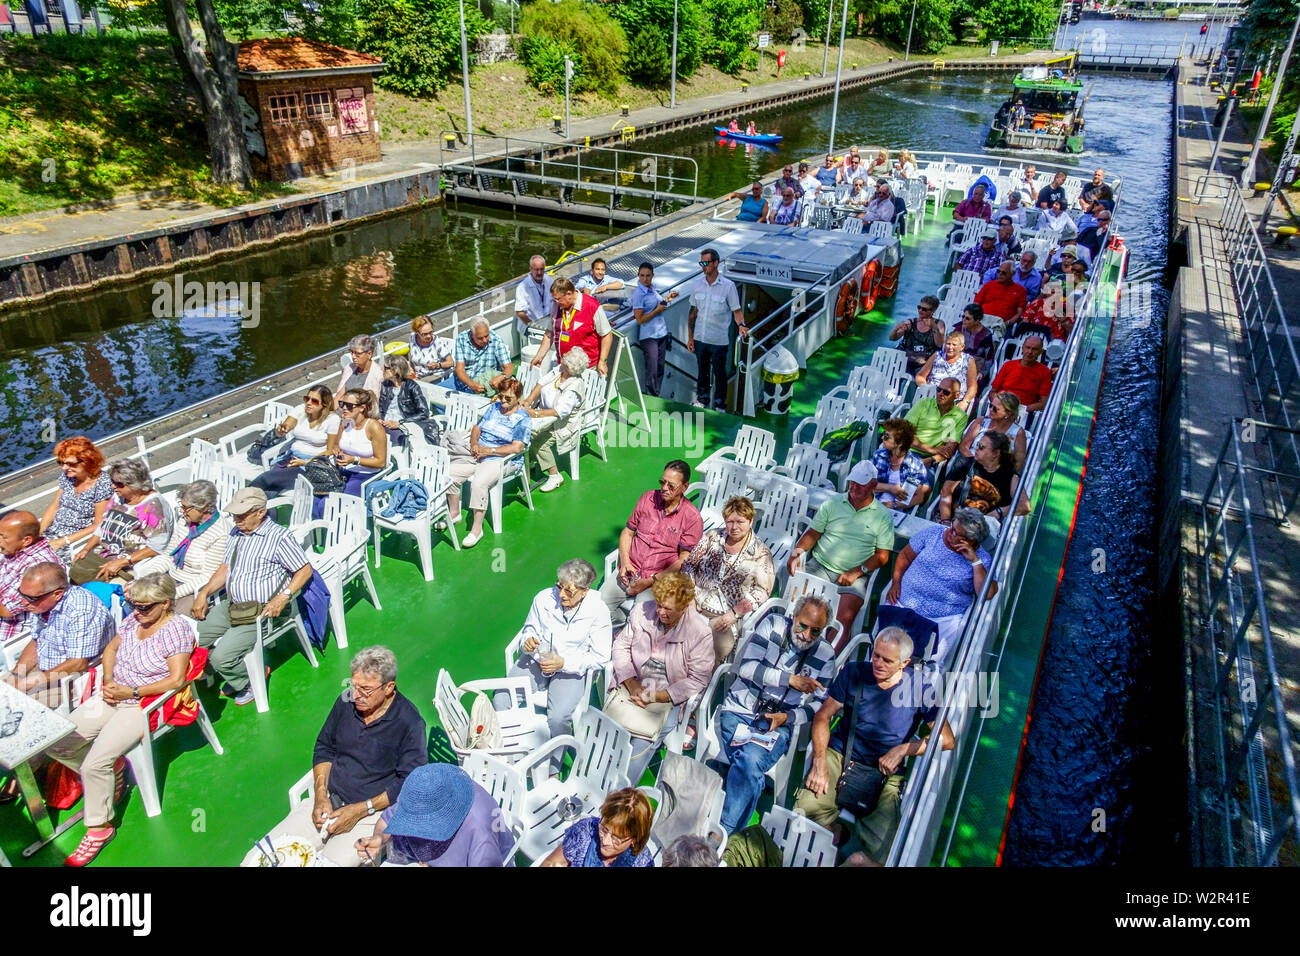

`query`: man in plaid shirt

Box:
[955,232,1004,279]
[0,511,63,642]
[714,596,838,833]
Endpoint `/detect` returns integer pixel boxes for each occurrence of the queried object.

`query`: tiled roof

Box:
[238,38,383,74]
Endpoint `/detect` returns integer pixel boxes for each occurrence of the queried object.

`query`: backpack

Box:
[465,692,503,750]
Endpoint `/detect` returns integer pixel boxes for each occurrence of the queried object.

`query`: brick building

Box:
[237,38,385,181]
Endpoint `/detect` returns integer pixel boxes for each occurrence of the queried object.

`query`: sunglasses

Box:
[110,480,126,489]
[17,586,61,605]
[936,387,956,396]
[917,306,935,313]
[302,395,322,405]
[698,259,715,267]
[58,459,80,468]
[793,620,825,637]
[132,601,163,613]
[337,401,360,411]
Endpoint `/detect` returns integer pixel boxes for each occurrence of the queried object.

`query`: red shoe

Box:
[113,757,127,804]
[65,828,115,867]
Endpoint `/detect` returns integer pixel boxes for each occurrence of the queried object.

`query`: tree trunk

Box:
[161,0,253,189]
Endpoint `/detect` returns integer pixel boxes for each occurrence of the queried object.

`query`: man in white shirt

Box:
[797,161,821,199]
[574,257,625,312]
[504,559,612,748]
[686,248,746,411]
[514,255,553,335]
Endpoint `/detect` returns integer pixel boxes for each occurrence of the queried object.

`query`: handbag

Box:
[466,692,503,749]
[603,684,672,741]
[835,683,890,817]
[246,428,286,465]
[228,601,263,627]
[69,552,132,585]
[301,454,345,495]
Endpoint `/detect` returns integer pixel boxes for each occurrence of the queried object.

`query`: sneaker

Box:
[65,828,115,867]
[233,687,256,706]
[219,682,239,698]
[539,474,565,493]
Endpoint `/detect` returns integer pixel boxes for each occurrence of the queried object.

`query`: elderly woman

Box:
[377,354,433,447]
[939,430,1029,522]
[916,330,979,412]
[957,391,1028,474]
[610,571,714,782]
[327,387,388,508]
[885,509,998,667]
[40,436,114,562]
[1039,197,1076,238]
[70,459,174,586]
[335,333,385,401]
[679,496,775,664]
[523,349,589,494]
[141,480,232,617]
[895,148,918,180]
[1022,279,1074,342]
[250,385,340,494]
[407,316,454,382]
[996,190,1028,227]
[442,377,531,548]
[507,558,612,743]
[45,573,196,866]
[866,148,890,180]
[847,177,871,206]
[871,419,932,512]
[541,787,655,867]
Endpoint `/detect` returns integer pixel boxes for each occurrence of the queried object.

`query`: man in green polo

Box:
[787,460,894,645]
[905,376,968,469]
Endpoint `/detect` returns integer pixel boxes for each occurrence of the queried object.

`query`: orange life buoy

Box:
[859,260,881,315]
[835,279,859,334]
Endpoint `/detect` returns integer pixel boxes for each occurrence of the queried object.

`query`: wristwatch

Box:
[279,586,293,598]
[365,799,376,816]
[131,686,140,699]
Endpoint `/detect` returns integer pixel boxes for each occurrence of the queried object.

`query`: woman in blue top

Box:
[630,262,679,397]
[730,181,769,223]
[442,377,531,548]
[541,788,655,867]
[815,154,840,191]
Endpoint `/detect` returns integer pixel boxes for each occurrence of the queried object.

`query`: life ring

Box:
[858,260,881,315]
[835,279,859,334]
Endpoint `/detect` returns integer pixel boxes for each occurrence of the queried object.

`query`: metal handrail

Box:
[1196,418,1300,865]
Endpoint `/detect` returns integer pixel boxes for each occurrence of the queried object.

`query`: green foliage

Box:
[1239,0,1300,63]
[761,0,805,42]
[357,0,488,96]
[610,0,706,79]
[625,27,673,85]
[519,0,628,94]
[951,0,1056,39]
[702,0,761,73]
[872,0,953,52]
[795,0,830,41]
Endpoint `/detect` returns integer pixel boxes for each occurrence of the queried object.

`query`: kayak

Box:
[715,127,784,144]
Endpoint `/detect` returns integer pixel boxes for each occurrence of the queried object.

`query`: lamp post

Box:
[822,0,833,76]
[564,57,572,138]
[670,0,679,109]
[905,0,917,62]
[458,0,474,149]
[1242,7,1300,189]
[827,0,849,155]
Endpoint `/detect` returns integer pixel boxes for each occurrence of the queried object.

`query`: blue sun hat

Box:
[384,764,474,842]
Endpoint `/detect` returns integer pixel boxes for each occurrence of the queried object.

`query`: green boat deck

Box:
[0,206,1116,867]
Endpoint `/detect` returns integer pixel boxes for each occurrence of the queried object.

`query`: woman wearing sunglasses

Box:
[70,459,173,586]
[327,388,388,507]
[250,385,339,494]
[40,436,114,563]
[442,378,530,548]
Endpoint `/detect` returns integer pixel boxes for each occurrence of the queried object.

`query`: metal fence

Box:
[1197,418,1300,866]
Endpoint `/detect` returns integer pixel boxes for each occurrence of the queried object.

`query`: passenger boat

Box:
[715,127,785,145]
[984,65,1087,154]
[0,151,1124,868]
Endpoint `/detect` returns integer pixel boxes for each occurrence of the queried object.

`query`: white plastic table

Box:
[0,680,80,857]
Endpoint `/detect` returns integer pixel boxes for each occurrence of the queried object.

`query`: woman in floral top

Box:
[40,436,114,561]
[680,496,775,664]
[541,788,655,867]
[70,458,174,586]
[1021,279,1074,342]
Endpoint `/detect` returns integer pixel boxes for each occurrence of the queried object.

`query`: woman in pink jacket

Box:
[610,571,713,782]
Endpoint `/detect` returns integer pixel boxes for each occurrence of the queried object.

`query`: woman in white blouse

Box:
[522,349,589,494]
[137,479,232,616]
[407,316,454,382]
[249,385,340,494]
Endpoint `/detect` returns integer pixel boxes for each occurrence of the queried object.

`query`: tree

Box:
[519,0,628,93]
[703,0,761,73]
[357,0,488,96]
[952,0,1057,39]
[762,0,805,42]
[610,0,707,79]
[1239,0,1300,63]
[873,0,954,52]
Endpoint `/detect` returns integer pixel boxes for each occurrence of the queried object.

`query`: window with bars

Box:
[268,93,300,125]
[304,90,332,119]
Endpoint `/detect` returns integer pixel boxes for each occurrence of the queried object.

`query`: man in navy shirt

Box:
[794,627,955,863]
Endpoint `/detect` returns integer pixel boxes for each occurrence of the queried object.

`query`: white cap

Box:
[847,461,878,485]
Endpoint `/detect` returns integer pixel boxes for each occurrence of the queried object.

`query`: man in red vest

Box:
[531,276,613,377]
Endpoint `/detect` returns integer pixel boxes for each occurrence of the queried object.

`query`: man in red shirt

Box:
[990,335,1052,412]
[952,182,993,224]
[531,276,613,377]
[974,261,1028,323]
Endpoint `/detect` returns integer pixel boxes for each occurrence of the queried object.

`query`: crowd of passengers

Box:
[0,175,1084,866]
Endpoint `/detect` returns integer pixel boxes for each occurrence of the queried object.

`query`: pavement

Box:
[0,51,1053,262]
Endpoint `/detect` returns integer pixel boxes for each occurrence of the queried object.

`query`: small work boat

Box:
[715,127,784,145]
[984,63,1087,154]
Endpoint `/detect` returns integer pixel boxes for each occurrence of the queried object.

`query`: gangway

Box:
[438,133,701,226]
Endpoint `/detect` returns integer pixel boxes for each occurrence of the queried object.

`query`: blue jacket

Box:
[296,569,333,650]
[364,478,429,520]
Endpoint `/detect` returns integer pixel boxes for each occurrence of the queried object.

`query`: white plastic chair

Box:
[760,806,837,866]
[293,493,382,651]
[370,445,459,582]
[869,347,913,408]
[217,401,294,480]
[697,424,777,477]
[865,219,893,243]
[433,667,551,765]
[769,443,837,506]
[123,619,224,817]
[436,392,484,434]
[685,459,755,530]
[187,438,220,484]
[790,395,854,449]
[266,474,314,528]
[839,216,864,235]
[752,475,809,572]
[568,367,610,481]
[486,453,536,536]
[946,217,986,271]
[239,598,318,714]
[502,632,602,721]
[212,463,244,510]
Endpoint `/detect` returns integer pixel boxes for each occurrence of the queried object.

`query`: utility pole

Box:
[822,0,833,76]
[905,0,917,62]
[458,0,474,149]
[827,0,849,155]
[1242,7,1300,189]
[670,0,679,109]
[564,57,572,138]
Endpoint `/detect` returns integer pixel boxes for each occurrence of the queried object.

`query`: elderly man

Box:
[259,646,426,868]
[956,231,1002,278]
[530,276,612,377]
[994,215,1022,258]
[1047,243,1090,278]
[974,260,1028,324]
[715,595,838,833]
[990,335,1052,412]
[191,487,313,706]
[1036,169,1067,210]
[769,186,803,226]
[904,376,968,468]
[3,562,112,707]
[1079,167,1107,208]
[514,254,553,335]
[859,180,897,224]
[788,461,894,642]
[507,558,612,743]
[1075,208,1112,260]
[453,318,514,395]
[599,460,703,626]
[687,248,747,412]
[773,164,804,199]
[0,510,62,642]
[574,257,625,311]
[952,182,993,224]
[987,250,1043,301]
[793,626,955,862]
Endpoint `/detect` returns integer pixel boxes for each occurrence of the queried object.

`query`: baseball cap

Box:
[224,486,268,515]
[847,461,878,485]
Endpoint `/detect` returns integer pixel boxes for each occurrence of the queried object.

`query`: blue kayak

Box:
[715,127,784,144]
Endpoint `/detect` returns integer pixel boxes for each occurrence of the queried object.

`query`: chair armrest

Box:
[218,422,270,459]
[460,675,536,713]
[291,519,330,544]
[696,446,738,475]
[140,686,178,718]
[509,734,581,783]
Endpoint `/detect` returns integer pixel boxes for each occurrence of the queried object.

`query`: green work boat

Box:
[985,65,1087,154]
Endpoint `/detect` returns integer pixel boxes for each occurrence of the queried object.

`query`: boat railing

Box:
[885,236,1126,867]
[1194,418,1300,865]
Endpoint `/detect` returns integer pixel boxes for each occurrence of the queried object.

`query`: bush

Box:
[874,0,954,53]
[611,0,706,80]
[519,0,628,94]
[358,0,489,97]
[625,27,673,86]
[702,0,761,74]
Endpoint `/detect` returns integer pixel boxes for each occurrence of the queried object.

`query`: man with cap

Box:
[355,762,516,867]
[786,461,895,643]
[955,231,1003,279]
[191,486,313,706]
